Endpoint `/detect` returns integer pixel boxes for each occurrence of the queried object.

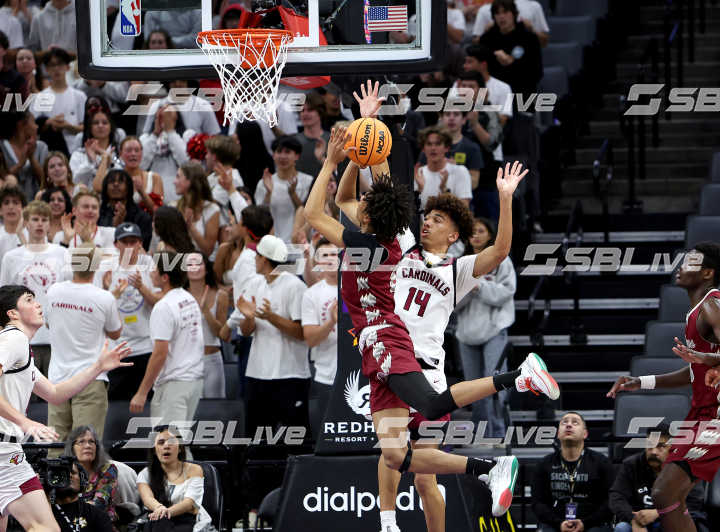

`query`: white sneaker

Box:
[379,526,402,532]
[487,455,519,516]
[515,352,560,400]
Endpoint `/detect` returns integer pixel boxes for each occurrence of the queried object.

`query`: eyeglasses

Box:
[74,438,97,447]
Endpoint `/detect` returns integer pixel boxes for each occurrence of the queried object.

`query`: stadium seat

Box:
[700,184,720,215]
[542,42,583,77]
[629,357,691,395]
[555,0,609,18]
[685,215,720,249]
[224,363,239,399]
[710,152,720,182]
[547,16,596,46]
[27,401,47,424]
[658,284,691,322]
[194,399,246,437]
[256,487,283,531]
[189,461,223,529]
[708,470,720,508]
[103,400,152,446]
[613,393,691,438]
[644,321,685,357]
[539,65,569,100]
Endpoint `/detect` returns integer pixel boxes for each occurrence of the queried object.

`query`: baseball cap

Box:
[256,235,288,263]
[115,222,143,242]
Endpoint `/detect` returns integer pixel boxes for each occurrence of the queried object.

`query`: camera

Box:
[26,449,75,491]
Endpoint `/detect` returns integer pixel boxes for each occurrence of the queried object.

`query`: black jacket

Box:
[52,499,113,532]
[609,451,708,525]
[531,448,614,528]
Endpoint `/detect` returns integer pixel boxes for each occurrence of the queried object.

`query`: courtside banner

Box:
[273,454,516,531]
[314,309,378,455]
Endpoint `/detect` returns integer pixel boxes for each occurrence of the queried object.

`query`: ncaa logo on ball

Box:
[376,130,386,154]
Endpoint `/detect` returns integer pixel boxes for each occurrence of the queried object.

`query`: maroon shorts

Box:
[361,326,423,415]
[666,414,720,482]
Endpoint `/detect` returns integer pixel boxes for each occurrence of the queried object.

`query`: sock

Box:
[380,510,397,527]
[466,456,495,477]
[493,369,521,391]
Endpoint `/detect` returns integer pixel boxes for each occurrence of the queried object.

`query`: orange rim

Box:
[197,28,293,50]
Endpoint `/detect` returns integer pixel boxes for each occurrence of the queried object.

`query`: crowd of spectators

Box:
[1,1,702,530]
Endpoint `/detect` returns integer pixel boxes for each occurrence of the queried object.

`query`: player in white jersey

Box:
[0,284,131,531]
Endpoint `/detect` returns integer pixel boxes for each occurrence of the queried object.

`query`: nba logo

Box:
[120,0,141,36]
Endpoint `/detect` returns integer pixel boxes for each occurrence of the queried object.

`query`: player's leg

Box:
[5,490,60,532]
[377,457,402,532]
[412,440,445,532]
[651,461,697,532]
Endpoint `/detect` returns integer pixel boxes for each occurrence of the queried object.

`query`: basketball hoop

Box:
[197,29,293,127]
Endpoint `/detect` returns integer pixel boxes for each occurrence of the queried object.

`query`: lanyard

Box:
[561,451,584,502]
[54,503,81,532]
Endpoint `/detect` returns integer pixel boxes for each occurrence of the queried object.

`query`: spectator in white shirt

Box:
[100,222,160,400]
[33,48,85,155]
[415,125,473,209]
[175,162,220,260]
[0,200,70,376]
[0,186,26,263]
[53,190,115,249]
[27,0,77,52]
[139,106,189,207]
[36,151,83,201]
[45,243,123,441]
[116,136,165,215]
[301,239,338,439]
[141,80,221,138]
[0,7,23,48]
[221,235,309,435]
[130,251,205,428]
[463,44,514,125]
[254,136,313,244]
[70,105,124,189]
[472,0,549,47]
[204,135,245,225]
[1,111,47,201]
[40,185,72,243]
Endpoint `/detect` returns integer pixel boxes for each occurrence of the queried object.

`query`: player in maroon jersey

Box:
[608,242,720,532]
[305,124,559,517]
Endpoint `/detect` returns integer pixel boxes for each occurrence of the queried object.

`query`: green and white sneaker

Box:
[516,352,560,400]
[487,455,519,516]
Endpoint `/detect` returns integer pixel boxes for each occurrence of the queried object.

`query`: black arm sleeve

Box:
[608,462,636,524]
[531,457,563,528]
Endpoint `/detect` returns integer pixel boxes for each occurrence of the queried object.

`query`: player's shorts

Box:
[666,410,720,482]
[0,444,43,515]
[360,326,423,415]
[408,368,451,440]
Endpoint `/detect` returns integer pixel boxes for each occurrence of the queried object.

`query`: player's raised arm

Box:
[470,162,527,277]
[305,127,352,247]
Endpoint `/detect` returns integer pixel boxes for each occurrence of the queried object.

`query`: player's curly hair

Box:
[424,193,475,243]
[364,173,414,243]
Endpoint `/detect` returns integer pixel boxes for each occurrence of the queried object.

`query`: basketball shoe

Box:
[515,352,560,400]
[487,455,519,516]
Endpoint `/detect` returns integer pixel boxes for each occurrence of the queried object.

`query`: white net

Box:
[197,30,293,127]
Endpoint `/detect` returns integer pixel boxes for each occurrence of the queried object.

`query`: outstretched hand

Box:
[496,161,528,198]
[326,127,354,166]
[353,80,386,119]
[97,340,133,373]
[606,376,641,398]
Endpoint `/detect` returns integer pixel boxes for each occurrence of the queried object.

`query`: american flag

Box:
[367,5,408,32]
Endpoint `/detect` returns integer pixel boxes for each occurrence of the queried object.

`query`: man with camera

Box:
[47,458,113,532]
[0,284,131,532]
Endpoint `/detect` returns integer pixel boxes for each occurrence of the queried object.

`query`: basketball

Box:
[344,117,392,167]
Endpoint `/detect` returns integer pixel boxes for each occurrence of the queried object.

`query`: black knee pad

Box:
[398,442,413,473]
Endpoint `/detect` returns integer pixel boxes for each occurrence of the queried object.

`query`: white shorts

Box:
[0,444,42,516]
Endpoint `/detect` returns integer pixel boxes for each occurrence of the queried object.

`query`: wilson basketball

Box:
[344,118,392,167]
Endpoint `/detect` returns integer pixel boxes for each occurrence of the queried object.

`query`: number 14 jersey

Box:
[393,244,481,370]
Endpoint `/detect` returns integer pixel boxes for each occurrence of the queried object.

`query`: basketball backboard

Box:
[77,0,447,81]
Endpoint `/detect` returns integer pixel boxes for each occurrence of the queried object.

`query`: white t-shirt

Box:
[190,201,220,261]
[0,226,22,267]
[95,254,156,356]
[230,272,308,380]
[415,163,473,208]
[0,244,71,345]
[149,288,204,386]
[472,0,550,37]
[0,327,36,440]
[0,12,23,48]
[52,225,116,250]
[301,279,338,386]
[46,281,122,382]
[33,86,87,154]
[229,247,259,302]
[253,172,313,243]
[207,168,244,216]
[394,246,480,369]
[408,8,464,37]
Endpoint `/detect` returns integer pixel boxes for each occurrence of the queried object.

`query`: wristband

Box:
[639,375,656,390]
